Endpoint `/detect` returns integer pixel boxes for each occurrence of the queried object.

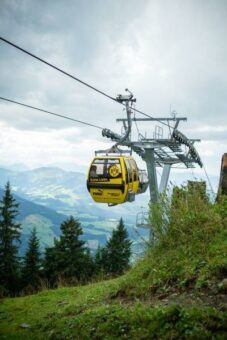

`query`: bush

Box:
[149,183,224,251]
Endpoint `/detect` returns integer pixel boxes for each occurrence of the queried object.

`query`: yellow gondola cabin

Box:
[87,156,148,205]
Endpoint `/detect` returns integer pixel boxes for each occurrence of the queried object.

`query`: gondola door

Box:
[124,158,134,193]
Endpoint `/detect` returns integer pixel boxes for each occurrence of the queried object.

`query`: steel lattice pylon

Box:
[101,91,202,204]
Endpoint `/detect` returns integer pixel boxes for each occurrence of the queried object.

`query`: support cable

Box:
[132,107,175,129]
[133,106,141,139]
[0,36,116,103]
[134,118,141,139]
[0,36,211,184]
[0,96,104,130]
[203,165,215,196]
[0,36,174,130]
[133,227,150,246]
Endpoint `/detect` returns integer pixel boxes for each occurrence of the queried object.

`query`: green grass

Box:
[1,284,226,339]
[1,190,227,339]
[0,279,123,339]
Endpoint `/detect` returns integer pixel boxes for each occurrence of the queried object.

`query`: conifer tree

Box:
[94,245,108,274]
[105,218,132,275]
[22,227,41,291]
[0,182,21,294]
[82,248,95,279]
[43,216,94,285]
[94,245,103,272]
[57,216,86,280]
[42,240,59,287]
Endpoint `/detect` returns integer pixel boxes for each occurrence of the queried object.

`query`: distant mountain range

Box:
[0,166,152,221]
[0,164,217,258]
[0,167,148,257]
[0,187,65,255]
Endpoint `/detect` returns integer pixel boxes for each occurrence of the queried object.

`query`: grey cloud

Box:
[0,0,226,174]
[191,130,227,142]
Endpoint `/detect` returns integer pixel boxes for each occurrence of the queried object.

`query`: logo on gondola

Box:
[93,189,103,196]
[109,165,119,177]
[90,178,108,182]
[108,192,120,197]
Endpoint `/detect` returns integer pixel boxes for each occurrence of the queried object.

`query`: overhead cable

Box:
[0,36,116,103]
[0,36,173,129]
[1,37,213,182]
[132,107,174,129]
[0,96,104,130]
[203,165,215,196]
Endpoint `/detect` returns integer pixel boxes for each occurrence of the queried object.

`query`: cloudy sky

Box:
[0,0,226,186]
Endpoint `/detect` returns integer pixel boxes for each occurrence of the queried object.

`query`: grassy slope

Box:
[1,194,227,339]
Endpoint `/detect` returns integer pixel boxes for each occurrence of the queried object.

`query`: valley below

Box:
[0,166,149,256]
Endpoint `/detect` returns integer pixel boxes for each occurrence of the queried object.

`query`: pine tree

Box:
[43,216,93,285]
[82,248,95,279]
[57,216,86,280]
[0,182,21,294]
[94,245,103,272]
[22,227,41,291]
[42,240,60,287]
[94,245,109,274]
[105,218,132,275]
